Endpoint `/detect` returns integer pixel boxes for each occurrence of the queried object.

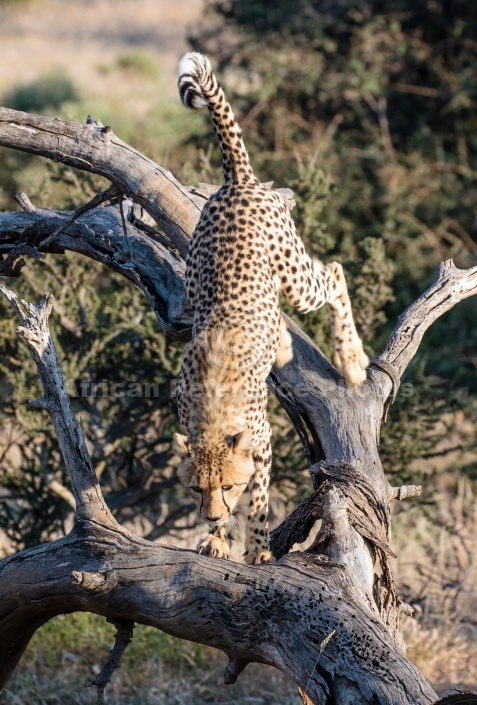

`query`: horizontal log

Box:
[0,521,437,705]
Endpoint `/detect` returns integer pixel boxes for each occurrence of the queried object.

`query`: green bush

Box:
[3,72,79,114]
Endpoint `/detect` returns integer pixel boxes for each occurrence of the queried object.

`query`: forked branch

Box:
[376,259,477,380]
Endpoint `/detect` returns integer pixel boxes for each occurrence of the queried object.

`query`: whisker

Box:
[195,515,207,538]
[226,514,240,540]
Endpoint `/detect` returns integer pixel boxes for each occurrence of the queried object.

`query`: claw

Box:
[197,535,230,560]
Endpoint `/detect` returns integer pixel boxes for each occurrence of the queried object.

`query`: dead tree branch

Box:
[376,259,477,381]
[0,284,116,526]
[89,619,135,703]
[0,521,437,705]
[0,107,199,256]
[0,203,193,340]
[40,182,119,247]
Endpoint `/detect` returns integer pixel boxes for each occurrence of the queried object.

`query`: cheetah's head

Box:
[173,429,254,525]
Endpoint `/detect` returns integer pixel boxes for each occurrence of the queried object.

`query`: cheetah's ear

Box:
[232,428,253,454]
[173,433,191,458]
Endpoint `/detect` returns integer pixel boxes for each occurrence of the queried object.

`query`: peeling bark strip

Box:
[0,110,476,704]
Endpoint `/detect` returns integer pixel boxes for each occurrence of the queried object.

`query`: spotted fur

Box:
[174,53,369,564]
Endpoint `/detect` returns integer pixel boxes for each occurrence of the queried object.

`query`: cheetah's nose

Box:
[206,515,223,522]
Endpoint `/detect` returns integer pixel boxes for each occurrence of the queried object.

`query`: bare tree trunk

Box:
[1,108,476,704]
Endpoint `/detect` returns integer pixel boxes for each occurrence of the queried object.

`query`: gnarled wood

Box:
[0,520,437,705]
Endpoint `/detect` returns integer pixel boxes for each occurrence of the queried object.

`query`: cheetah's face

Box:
[173,430,254,525]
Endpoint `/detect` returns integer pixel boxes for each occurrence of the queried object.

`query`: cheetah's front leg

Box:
[326,262,369,387]
[244,438,273,565]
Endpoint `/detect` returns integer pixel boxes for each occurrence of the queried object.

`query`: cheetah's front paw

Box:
[244,549,273,565]
[198,535,230,559]
[334,340,369,388]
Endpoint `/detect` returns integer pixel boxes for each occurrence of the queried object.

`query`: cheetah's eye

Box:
[222,484,233,491]
[190,486,202,493]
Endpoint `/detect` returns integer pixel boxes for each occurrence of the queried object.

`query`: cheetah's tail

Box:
[178,52,254,184]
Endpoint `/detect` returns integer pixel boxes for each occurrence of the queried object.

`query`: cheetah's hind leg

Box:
[326,262,369,387]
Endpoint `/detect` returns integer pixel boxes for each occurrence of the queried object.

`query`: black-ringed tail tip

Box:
[178,52,212,110]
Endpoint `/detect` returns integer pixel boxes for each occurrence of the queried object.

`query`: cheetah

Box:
[173,53,369,564]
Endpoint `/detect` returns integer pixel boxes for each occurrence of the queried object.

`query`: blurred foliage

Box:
[0,0,31,6]
[115,49,160,79]
[1,0,477,552]
[0,74,81,213]
[4,72,78,114]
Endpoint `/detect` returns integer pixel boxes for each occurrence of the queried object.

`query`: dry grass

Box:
[3,614,299,705]
[393,475,477,694]
[0,0,203,99]
[0,0,205,166]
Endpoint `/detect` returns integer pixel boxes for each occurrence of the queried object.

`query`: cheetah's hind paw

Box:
[334,341,369,388]
[198,535,230,559]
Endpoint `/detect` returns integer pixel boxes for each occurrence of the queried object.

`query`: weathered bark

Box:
[1,108,476,704]
[0,521,437,705]
[0,107,200,256]
[0,200,194,339]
